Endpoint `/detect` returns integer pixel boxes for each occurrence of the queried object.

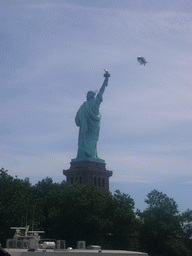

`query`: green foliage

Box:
[0,169,192,255]
[181,209,192,240]
[137,189,190,256]
[0,168,35,246]
[32,183,137,249]
[0,169,138,250]
[145,189,179,215]
[113,190,135,211]
[104,190,138,250]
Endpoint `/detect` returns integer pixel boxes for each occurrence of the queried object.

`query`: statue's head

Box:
[86,91,96,100]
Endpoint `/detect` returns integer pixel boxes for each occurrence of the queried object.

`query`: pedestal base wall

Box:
[63,161,113,193]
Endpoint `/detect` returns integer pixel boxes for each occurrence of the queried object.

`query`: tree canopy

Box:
[137,189,190,256]
[0,169,191,256]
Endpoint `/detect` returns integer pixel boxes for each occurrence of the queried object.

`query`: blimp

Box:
[137,56,148,66]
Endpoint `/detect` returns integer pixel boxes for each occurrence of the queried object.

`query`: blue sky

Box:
[1,0,192,212]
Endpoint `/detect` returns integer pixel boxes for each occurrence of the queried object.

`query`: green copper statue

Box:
[72,69,110,163]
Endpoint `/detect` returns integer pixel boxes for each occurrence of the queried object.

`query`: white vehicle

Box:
[3,226,148,256]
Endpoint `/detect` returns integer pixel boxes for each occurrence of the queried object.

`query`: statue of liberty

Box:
[72,70,110,163]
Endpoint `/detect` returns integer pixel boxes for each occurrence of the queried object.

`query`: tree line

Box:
[0,168,192,256]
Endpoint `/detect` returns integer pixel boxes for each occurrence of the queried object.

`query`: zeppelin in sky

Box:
[137,56,148,66]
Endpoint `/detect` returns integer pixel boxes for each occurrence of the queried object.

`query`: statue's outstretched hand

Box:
[103,68,110,78]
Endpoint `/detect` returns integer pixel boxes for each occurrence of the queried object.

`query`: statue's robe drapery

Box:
[74,93,103,160]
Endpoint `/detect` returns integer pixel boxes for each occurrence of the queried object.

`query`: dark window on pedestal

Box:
[102,178,105,187]
[71,177,73,184]
[94,177,97,186]
[98,177,101,187]
[79,176,82,183]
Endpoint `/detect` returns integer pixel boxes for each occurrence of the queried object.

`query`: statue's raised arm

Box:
[98,69,110,97]
[72,69,110,163]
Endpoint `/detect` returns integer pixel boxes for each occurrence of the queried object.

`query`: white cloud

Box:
[0,150,73,183]
[105,152,191,182]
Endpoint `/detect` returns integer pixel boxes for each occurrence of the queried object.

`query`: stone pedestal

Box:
[63,161,113,193]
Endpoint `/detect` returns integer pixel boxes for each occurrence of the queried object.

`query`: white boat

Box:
[3,226,148,256]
